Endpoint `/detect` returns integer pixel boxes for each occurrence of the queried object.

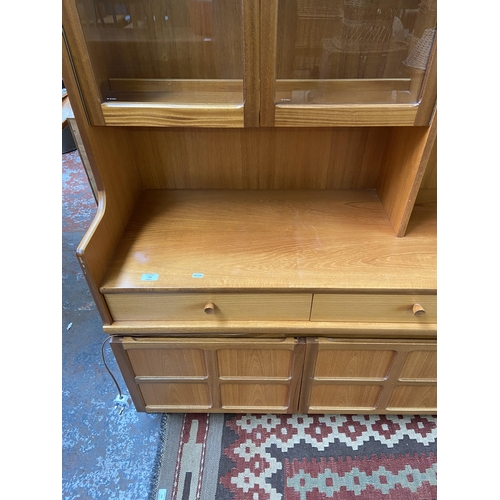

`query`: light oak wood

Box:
[104,320,437,338]
[243,0,260,126]
[204,302,215,315]
[377,113,437,236]
[416,134,437,206]
[260,0,278,126]
[217,348,293,378]
[125,126,390,190]
[309,384,382,411]
[300,338,436,414]
[63,34,143,324]
[399,351,437,381]
[62,0,105,125]
[101,102,245,127]
[100,190,436,293]
[127,348,207,378]
[139,383,212,409]
[314,349,394,380]
[311,294,436,323]
[113,337,304,413]
[413,303,426,317]
[104,293,313,321]
[386,386,437,412]
[414,38,437,126]
[220,383,290,410]
[274,103,418,127]
[64,0,438,415]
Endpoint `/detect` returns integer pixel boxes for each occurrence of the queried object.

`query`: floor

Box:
[62,149,162,500]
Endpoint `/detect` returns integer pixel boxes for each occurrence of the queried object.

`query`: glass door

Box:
[63,0,259,127]
[261,0,437,126]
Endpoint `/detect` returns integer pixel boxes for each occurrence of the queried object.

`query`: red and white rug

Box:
[152,413,437,500]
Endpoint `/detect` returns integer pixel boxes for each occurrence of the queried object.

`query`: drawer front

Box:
[310,294,436,323]
[105,292,312,321]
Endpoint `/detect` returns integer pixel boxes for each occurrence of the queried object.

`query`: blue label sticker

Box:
[141,273,159,281]
[157,489,167,500]
[192,273,204,278]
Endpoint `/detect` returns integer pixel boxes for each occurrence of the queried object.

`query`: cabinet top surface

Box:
[100,189,436,294]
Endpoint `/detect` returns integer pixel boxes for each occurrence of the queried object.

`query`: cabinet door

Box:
[261,0,436,126]
[63,0,259,127]
[300,338,436,414]
[111,337,305,413]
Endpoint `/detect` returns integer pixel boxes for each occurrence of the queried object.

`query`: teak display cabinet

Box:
[63,0,437,414]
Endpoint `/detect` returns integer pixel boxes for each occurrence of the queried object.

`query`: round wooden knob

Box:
[204,302,215,315]
[413,303,425,317]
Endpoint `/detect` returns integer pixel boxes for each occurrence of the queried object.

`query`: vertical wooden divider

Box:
[243,0,260,127]
[260,0,278,127]
[377,114,437,237]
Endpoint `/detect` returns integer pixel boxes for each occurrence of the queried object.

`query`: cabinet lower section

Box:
[110,336,436,414]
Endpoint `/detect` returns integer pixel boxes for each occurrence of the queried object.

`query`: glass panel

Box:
[75,0,244,104]
[276,0,436,104]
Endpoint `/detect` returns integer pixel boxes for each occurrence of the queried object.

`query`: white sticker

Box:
[157,489,167,500]
[192,273,204,278]
[141,273,159,281]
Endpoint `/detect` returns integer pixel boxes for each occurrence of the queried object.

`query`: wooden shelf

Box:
[100,189,436,294]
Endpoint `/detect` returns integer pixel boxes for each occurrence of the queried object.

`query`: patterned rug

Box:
[152,413,436,500]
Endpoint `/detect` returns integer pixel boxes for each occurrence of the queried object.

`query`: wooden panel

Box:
[113,337,304,413]
[220,383,290,410]
[101,102,244,127]
[127,348,207,377]
[386,386,437,411]
[104,293,312,321]
[243,0,260,126]
[126,127,390,190]
[414,39,437,126]
[309,384,382,410]
[326,127,387,189]
[311,294,436,323]
[275,104,418,127]
[315,349,394,380]
[301,339,437,414]
[63,33,144,325]
[62,0,105,124]
[100,190,436,292]
[399,351,437,381]
[377,114,437,236]
[139,383,211,409]
[104,320,437,338]
[260,0,278,126]
[218,349,292,378]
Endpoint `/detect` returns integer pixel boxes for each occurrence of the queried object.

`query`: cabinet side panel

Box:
[64,35,143,324]
[62,0,105,125]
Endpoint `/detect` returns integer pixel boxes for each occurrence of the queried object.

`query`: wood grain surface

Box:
[100,189,436,292]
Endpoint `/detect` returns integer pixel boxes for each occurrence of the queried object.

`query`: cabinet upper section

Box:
[63,0,436,128]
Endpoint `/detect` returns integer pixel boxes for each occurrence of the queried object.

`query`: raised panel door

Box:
[300,338,436,414]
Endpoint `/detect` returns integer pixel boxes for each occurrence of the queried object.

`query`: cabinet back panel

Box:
[127,127,389,190]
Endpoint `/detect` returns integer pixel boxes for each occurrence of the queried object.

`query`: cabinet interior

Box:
[75,123,436,326]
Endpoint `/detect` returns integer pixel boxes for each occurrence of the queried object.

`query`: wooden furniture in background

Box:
[63,0,437,414]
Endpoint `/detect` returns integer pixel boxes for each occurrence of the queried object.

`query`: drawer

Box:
[105,292,312,321]
[310,294,436,323]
